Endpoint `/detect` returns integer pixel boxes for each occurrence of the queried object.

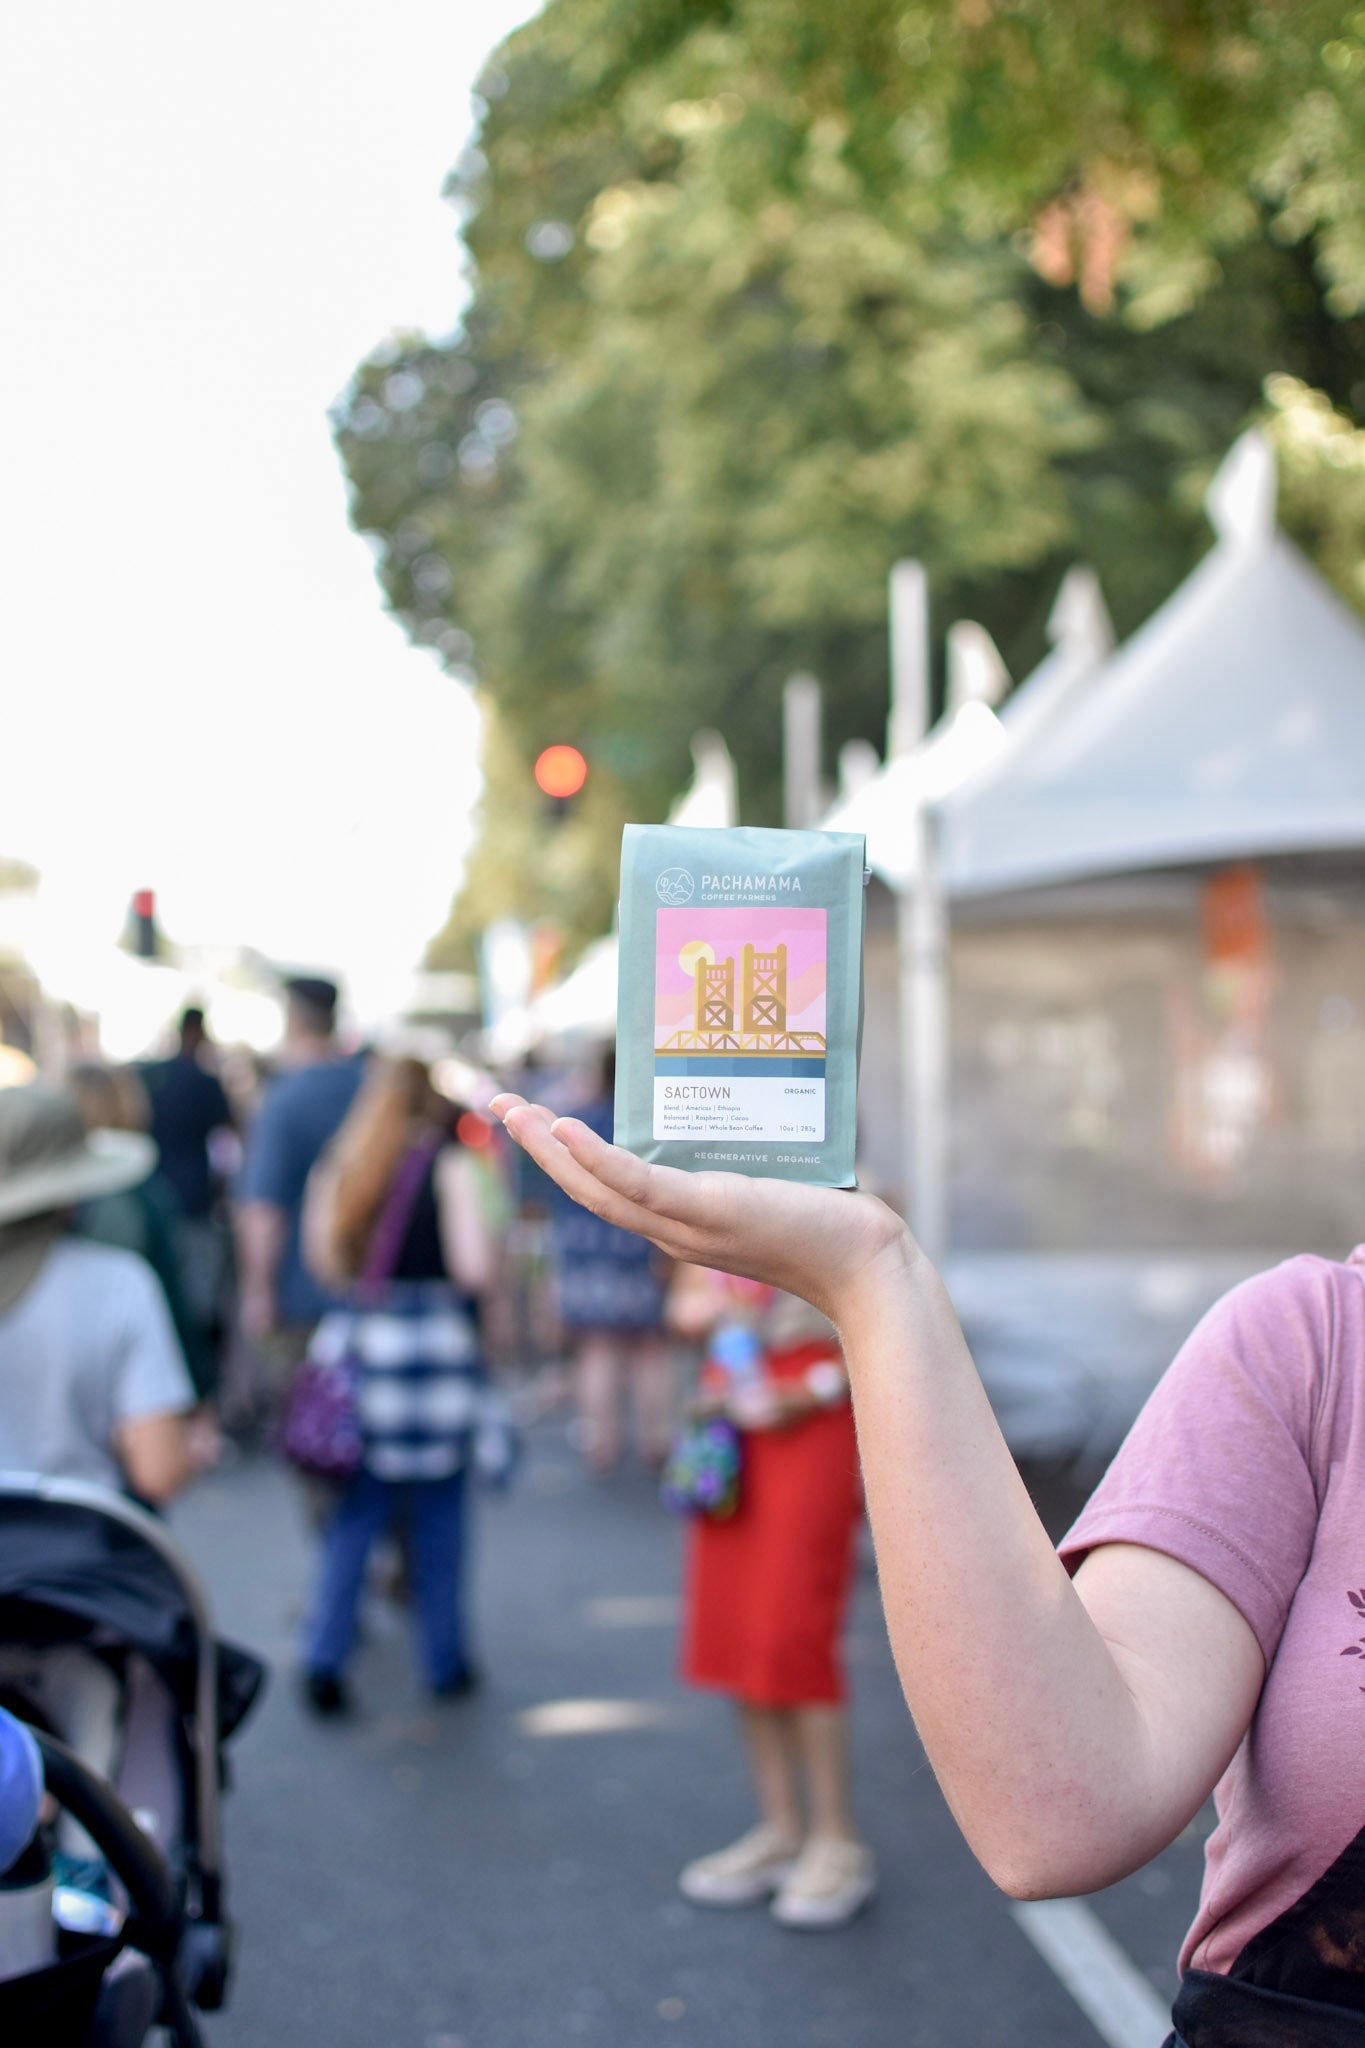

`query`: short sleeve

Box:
[1058,1258,1334,1668]
[113,1256,196,1421]
[0,1707,42,1874]
[235,1083,293,1207]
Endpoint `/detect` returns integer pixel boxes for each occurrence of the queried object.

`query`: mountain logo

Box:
[655,867,695,906]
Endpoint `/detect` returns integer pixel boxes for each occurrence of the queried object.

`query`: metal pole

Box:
[782,674,823,829]
[888,563,929,761]
[907,812,948,1264]
[889,561,948,1263]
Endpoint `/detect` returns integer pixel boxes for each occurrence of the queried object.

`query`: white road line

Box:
[1010,1898,1172,2048]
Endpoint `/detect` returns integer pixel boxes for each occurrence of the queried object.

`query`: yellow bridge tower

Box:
[660,943,826,1057]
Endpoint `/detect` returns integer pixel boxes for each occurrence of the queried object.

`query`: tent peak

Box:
[946,621,1011,713]
[668,728,738,829]
[1046,565,1114,660]
[837,738,880,801]
[1206,429,1277,549]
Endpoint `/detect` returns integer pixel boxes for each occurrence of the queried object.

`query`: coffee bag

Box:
[615,824,867,1187]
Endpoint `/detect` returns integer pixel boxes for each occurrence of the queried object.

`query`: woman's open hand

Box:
[489,1094,917,1325]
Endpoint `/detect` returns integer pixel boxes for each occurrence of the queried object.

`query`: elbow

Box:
[132,1456,193,1507]
[978,1836,1137,1903]
[968,1811,1139,1903]
[121,1424,195,1505]
[987,1860,1077,1904]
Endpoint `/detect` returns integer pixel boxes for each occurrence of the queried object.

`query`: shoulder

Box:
[1186,1254,1357,1396]
[1219,1251,1355,1315]
[45,1235,141,1284]
[251,1060,332,1132]
[1060,1254,1358,1665]
[179,1061,229,1108]
[291,1055,365,1114]
[39,1237,163,1309]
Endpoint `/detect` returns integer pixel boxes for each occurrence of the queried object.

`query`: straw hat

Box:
[0,1084,155,1312]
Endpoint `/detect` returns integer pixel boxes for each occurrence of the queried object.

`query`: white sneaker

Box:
[678,1824,801,1907]
[770,1835,877,1929]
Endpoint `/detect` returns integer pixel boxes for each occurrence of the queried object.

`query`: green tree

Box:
[336,0,1365,957]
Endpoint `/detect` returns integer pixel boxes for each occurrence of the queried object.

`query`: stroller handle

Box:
[32,1731,204,2048]
[33,1732,179,1954]
[0,1472,224,1879]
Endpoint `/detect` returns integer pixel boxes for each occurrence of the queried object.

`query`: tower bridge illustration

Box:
[657,943,826,1060]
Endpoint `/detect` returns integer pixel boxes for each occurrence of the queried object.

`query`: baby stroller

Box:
[0,1473,266,2045]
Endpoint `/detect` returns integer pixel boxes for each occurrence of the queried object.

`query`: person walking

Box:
[667,1264,874,1930]
[139,1005,237,1391]
[544,1056,675,1474]
[295,1058,497,1715]
[0,1083,195,1506]
[233,976,365,1424]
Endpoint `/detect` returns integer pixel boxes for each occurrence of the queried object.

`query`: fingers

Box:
[493,1099,682,1247]
[492,1095,724,1234]
[547,1116,730,1233]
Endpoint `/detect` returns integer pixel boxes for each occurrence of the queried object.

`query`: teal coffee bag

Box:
[615,824,867,1188]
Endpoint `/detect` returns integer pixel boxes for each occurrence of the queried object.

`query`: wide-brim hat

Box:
[0,1085,156,1227]
[0,1086,156,1314]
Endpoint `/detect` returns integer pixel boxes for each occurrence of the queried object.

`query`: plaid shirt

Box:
[310,1279,482,1482]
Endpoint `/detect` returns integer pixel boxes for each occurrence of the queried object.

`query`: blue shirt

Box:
[236,1054,366,1325]
[0,1707,42,1874]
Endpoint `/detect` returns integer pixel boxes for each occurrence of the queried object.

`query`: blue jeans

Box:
[304,1466,471,1690]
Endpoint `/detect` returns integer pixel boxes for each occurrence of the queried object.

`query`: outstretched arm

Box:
[491,1096,1263,1896]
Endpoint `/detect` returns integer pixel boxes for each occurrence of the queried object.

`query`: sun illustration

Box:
[677,940,716,978]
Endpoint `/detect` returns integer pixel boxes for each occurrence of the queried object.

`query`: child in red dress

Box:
[668,1265,875,1929]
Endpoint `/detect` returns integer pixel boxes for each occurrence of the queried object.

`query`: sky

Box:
[0,0,537,1027]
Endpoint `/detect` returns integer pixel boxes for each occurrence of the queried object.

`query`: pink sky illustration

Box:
[655,908,826,1038]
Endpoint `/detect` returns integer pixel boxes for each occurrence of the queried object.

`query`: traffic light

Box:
[533,744,588,823]
[127,889,160,959]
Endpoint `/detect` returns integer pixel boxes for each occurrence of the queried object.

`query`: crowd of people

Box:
[0,975,880,1935]
[14,963,1364,2040]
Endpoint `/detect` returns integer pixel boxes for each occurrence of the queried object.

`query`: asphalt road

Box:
[169,1419,1208,2048]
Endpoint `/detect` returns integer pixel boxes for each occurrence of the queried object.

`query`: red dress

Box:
[680,1338,863,1708]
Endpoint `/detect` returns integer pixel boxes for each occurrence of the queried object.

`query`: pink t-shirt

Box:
[1059,1247,1365,1977]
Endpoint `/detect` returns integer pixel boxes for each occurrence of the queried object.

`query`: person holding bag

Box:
[295,1058,497,1716]
[491,1093,1365,2047]
[665,1264,874,1930]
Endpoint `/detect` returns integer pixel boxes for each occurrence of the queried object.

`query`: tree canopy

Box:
[335,0,1365,959]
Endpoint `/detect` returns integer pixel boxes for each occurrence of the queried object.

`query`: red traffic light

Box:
[127,890,160,959]
[533,745,588,801]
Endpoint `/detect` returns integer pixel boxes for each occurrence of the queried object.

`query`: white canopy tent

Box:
[823,432,1365,1459]
[827,564,1114,894]
[822,562,1116,1262]
[940,432,1365,896]
[828,430,1365,1246]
